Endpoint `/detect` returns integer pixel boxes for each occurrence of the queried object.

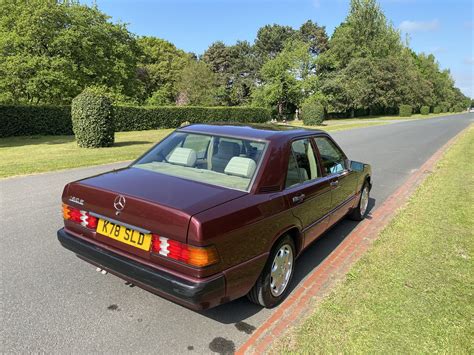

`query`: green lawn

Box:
[273,125,474,354]
[0,129,173,178]
[0,120,391,178]
[0,112,466,179]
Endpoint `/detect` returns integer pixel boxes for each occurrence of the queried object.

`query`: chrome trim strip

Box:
[89,212,151,234]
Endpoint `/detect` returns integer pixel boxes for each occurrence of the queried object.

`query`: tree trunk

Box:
[278,102,283,115]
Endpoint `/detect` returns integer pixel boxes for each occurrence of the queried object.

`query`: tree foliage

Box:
[252,41,316,117]
[0,0,468,116]
[137,37,190,105]
[0,0,140,105]
[175,60,217,106]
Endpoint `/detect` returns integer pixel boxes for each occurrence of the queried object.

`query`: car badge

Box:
[68,196,84,206]
[114,195,126,215]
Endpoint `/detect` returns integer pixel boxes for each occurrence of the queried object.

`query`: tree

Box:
[137,36,190,105]
[0,0,140,105]
[318,0,408,114]
[253,40,316,116]
[202,41,232,74]
[203,40,259,106]
[175,60,217,106]
[297,20,329,55]
[254,24,296,60]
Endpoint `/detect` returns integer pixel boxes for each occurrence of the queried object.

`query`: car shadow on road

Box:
[200,197,376,324]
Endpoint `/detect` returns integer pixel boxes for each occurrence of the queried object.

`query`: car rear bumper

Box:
[57,228,226,310]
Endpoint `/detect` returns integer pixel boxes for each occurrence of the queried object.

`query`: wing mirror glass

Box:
[350,160,365,172]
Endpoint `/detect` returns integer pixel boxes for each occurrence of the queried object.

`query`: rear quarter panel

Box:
[189,193,301,289]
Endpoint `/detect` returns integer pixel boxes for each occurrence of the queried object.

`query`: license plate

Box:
[97,219,152,251]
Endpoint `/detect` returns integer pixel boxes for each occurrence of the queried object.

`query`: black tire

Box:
[349,180,370,221]
[247,235,295,308]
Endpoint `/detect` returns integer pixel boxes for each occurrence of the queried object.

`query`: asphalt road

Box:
[1,113,472,353]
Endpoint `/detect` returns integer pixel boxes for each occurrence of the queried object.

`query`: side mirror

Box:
[350,160,365,172]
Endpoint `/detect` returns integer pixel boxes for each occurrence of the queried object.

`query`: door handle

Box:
[292,194,305,204]
[330,180,339,187]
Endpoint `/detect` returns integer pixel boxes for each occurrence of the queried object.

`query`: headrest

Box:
[224,157,257,178]
[218,141,240,157]
[168,147,197,167]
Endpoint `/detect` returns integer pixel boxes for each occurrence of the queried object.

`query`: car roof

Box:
[178,123,325,141]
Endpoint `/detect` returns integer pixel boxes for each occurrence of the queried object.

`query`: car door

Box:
[314,135,358,224]
[284,138,332,249]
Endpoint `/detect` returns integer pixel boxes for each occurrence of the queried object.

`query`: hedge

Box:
[399,104,412,117]
[433,106,442,114]
[301,101,325,126]
[113,106,271,131]
[420,106,430,115]
[71,90,114,148]
[0,105,71,138]
[0,105,271,138]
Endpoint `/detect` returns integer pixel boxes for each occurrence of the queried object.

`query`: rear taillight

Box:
[62,204,98,229]
[151,234,219,267]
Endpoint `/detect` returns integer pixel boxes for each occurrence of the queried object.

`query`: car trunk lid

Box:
[63,167,246,245]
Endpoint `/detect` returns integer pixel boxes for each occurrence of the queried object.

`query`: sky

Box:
[85,0,473,97]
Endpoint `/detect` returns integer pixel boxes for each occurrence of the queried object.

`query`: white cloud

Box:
[452,71,474,98]
[464,57,474,65]
[399,19,440,32]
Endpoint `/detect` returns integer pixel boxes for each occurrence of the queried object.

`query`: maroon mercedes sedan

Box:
[58,123,371,310]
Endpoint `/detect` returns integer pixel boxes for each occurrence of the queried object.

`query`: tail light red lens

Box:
[62,204,98,230]
[151,234,218,267]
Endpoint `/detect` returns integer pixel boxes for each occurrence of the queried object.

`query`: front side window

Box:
[314,136,346,175]
[285,138,320,188]
[133,131,266,191]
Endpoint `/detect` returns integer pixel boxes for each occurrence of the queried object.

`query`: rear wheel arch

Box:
[284,227,303,256]
[269,226,302,257]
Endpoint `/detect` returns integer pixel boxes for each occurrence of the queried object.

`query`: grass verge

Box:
[273,125,473,354]
[0,129,173,178]
[0,112,466,178]
[0,120,390,178]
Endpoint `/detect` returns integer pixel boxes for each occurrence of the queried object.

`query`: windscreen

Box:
[133,131,267,191]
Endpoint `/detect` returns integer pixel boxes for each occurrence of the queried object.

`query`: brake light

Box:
[62,204,98,229]
[151,235,219,267]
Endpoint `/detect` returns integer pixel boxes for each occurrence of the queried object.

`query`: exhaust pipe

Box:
[96,267,108,275]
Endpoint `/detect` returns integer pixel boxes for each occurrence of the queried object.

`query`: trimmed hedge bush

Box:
[113,106,271,131]
[420,106,430,115]
[301,101,325,126]
[433,106,442,114]
[71,90,114,148]
[399,104,412,117]
[0,105,71,138]
[0,105,271,138]
[442,106,448,113]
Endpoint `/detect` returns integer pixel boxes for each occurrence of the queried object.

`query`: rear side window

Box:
[314,137,346,175]
[285,138,320,188]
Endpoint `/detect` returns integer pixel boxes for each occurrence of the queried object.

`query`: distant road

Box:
[1,113,472,353]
